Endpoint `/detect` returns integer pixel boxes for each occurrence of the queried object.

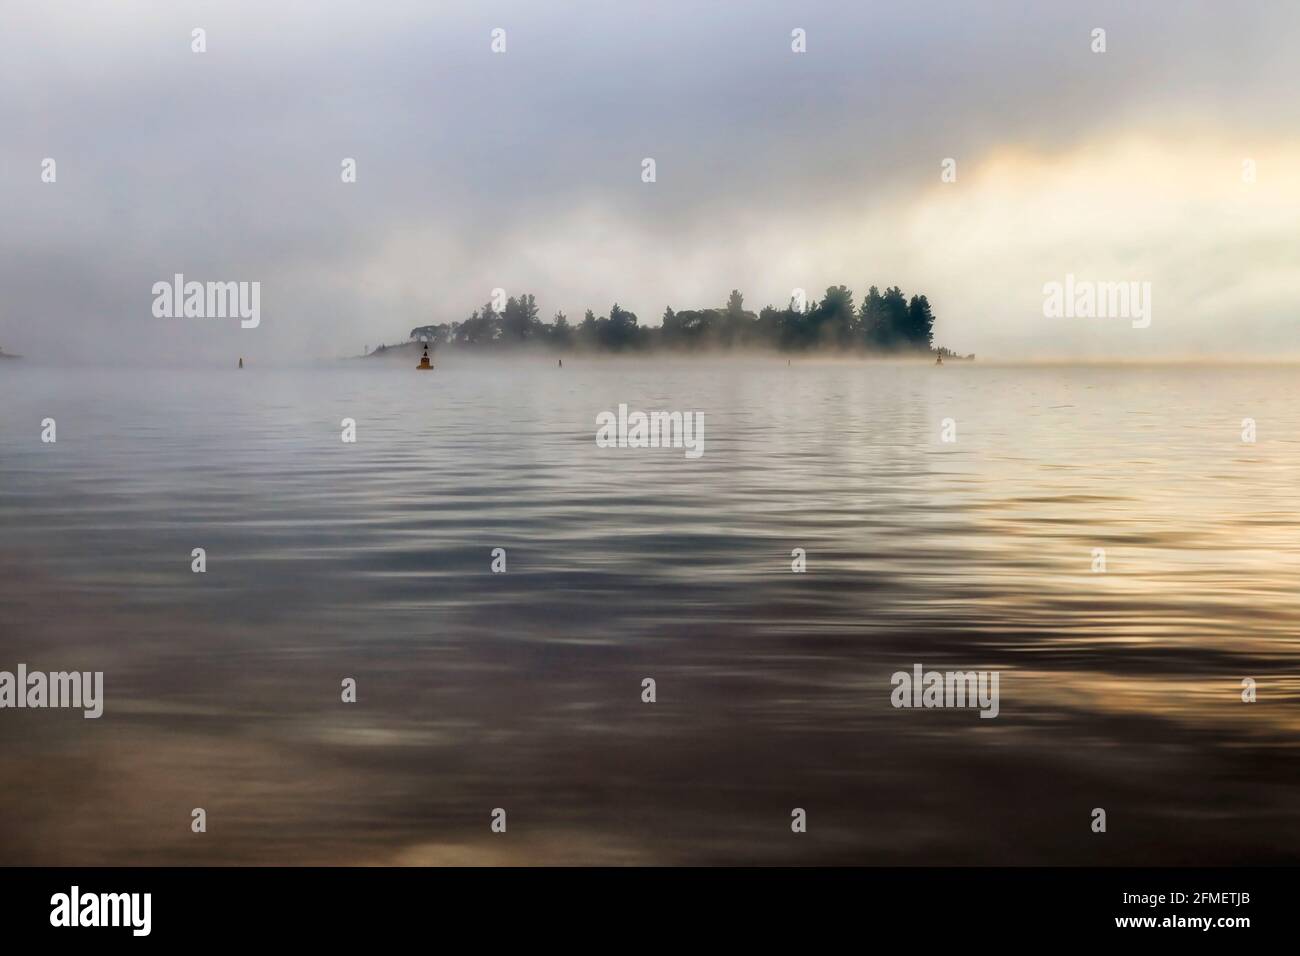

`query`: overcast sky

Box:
[2,0,1298,363]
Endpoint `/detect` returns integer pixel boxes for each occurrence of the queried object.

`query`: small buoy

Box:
[238,357,243,368]
[558,358,563,368]
[417,343,433,370]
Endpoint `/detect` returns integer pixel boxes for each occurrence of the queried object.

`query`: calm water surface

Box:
[1,359,1298,864]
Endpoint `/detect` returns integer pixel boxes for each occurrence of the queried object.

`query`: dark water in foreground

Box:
[1,360,1298,865]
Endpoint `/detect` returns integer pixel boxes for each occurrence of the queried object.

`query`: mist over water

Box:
[2,359,1298,864]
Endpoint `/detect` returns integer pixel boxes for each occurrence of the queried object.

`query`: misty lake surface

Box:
[2,359,1298,864]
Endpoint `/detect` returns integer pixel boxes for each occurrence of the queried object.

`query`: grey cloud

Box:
[2,0,1297,363]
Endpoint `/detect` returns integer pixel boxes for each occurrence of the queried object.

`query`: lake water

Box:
[1,359,1298,864]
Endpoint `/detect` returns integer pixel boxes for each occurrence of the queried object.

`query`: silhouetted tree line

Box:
[408,286,951,355]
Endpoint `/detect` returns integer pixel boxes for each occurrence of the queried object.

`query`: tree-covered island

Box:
[373,286,972,359]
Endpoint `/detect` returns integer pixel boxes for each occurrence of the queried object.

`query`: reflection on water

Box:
[1,360,1298,865]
